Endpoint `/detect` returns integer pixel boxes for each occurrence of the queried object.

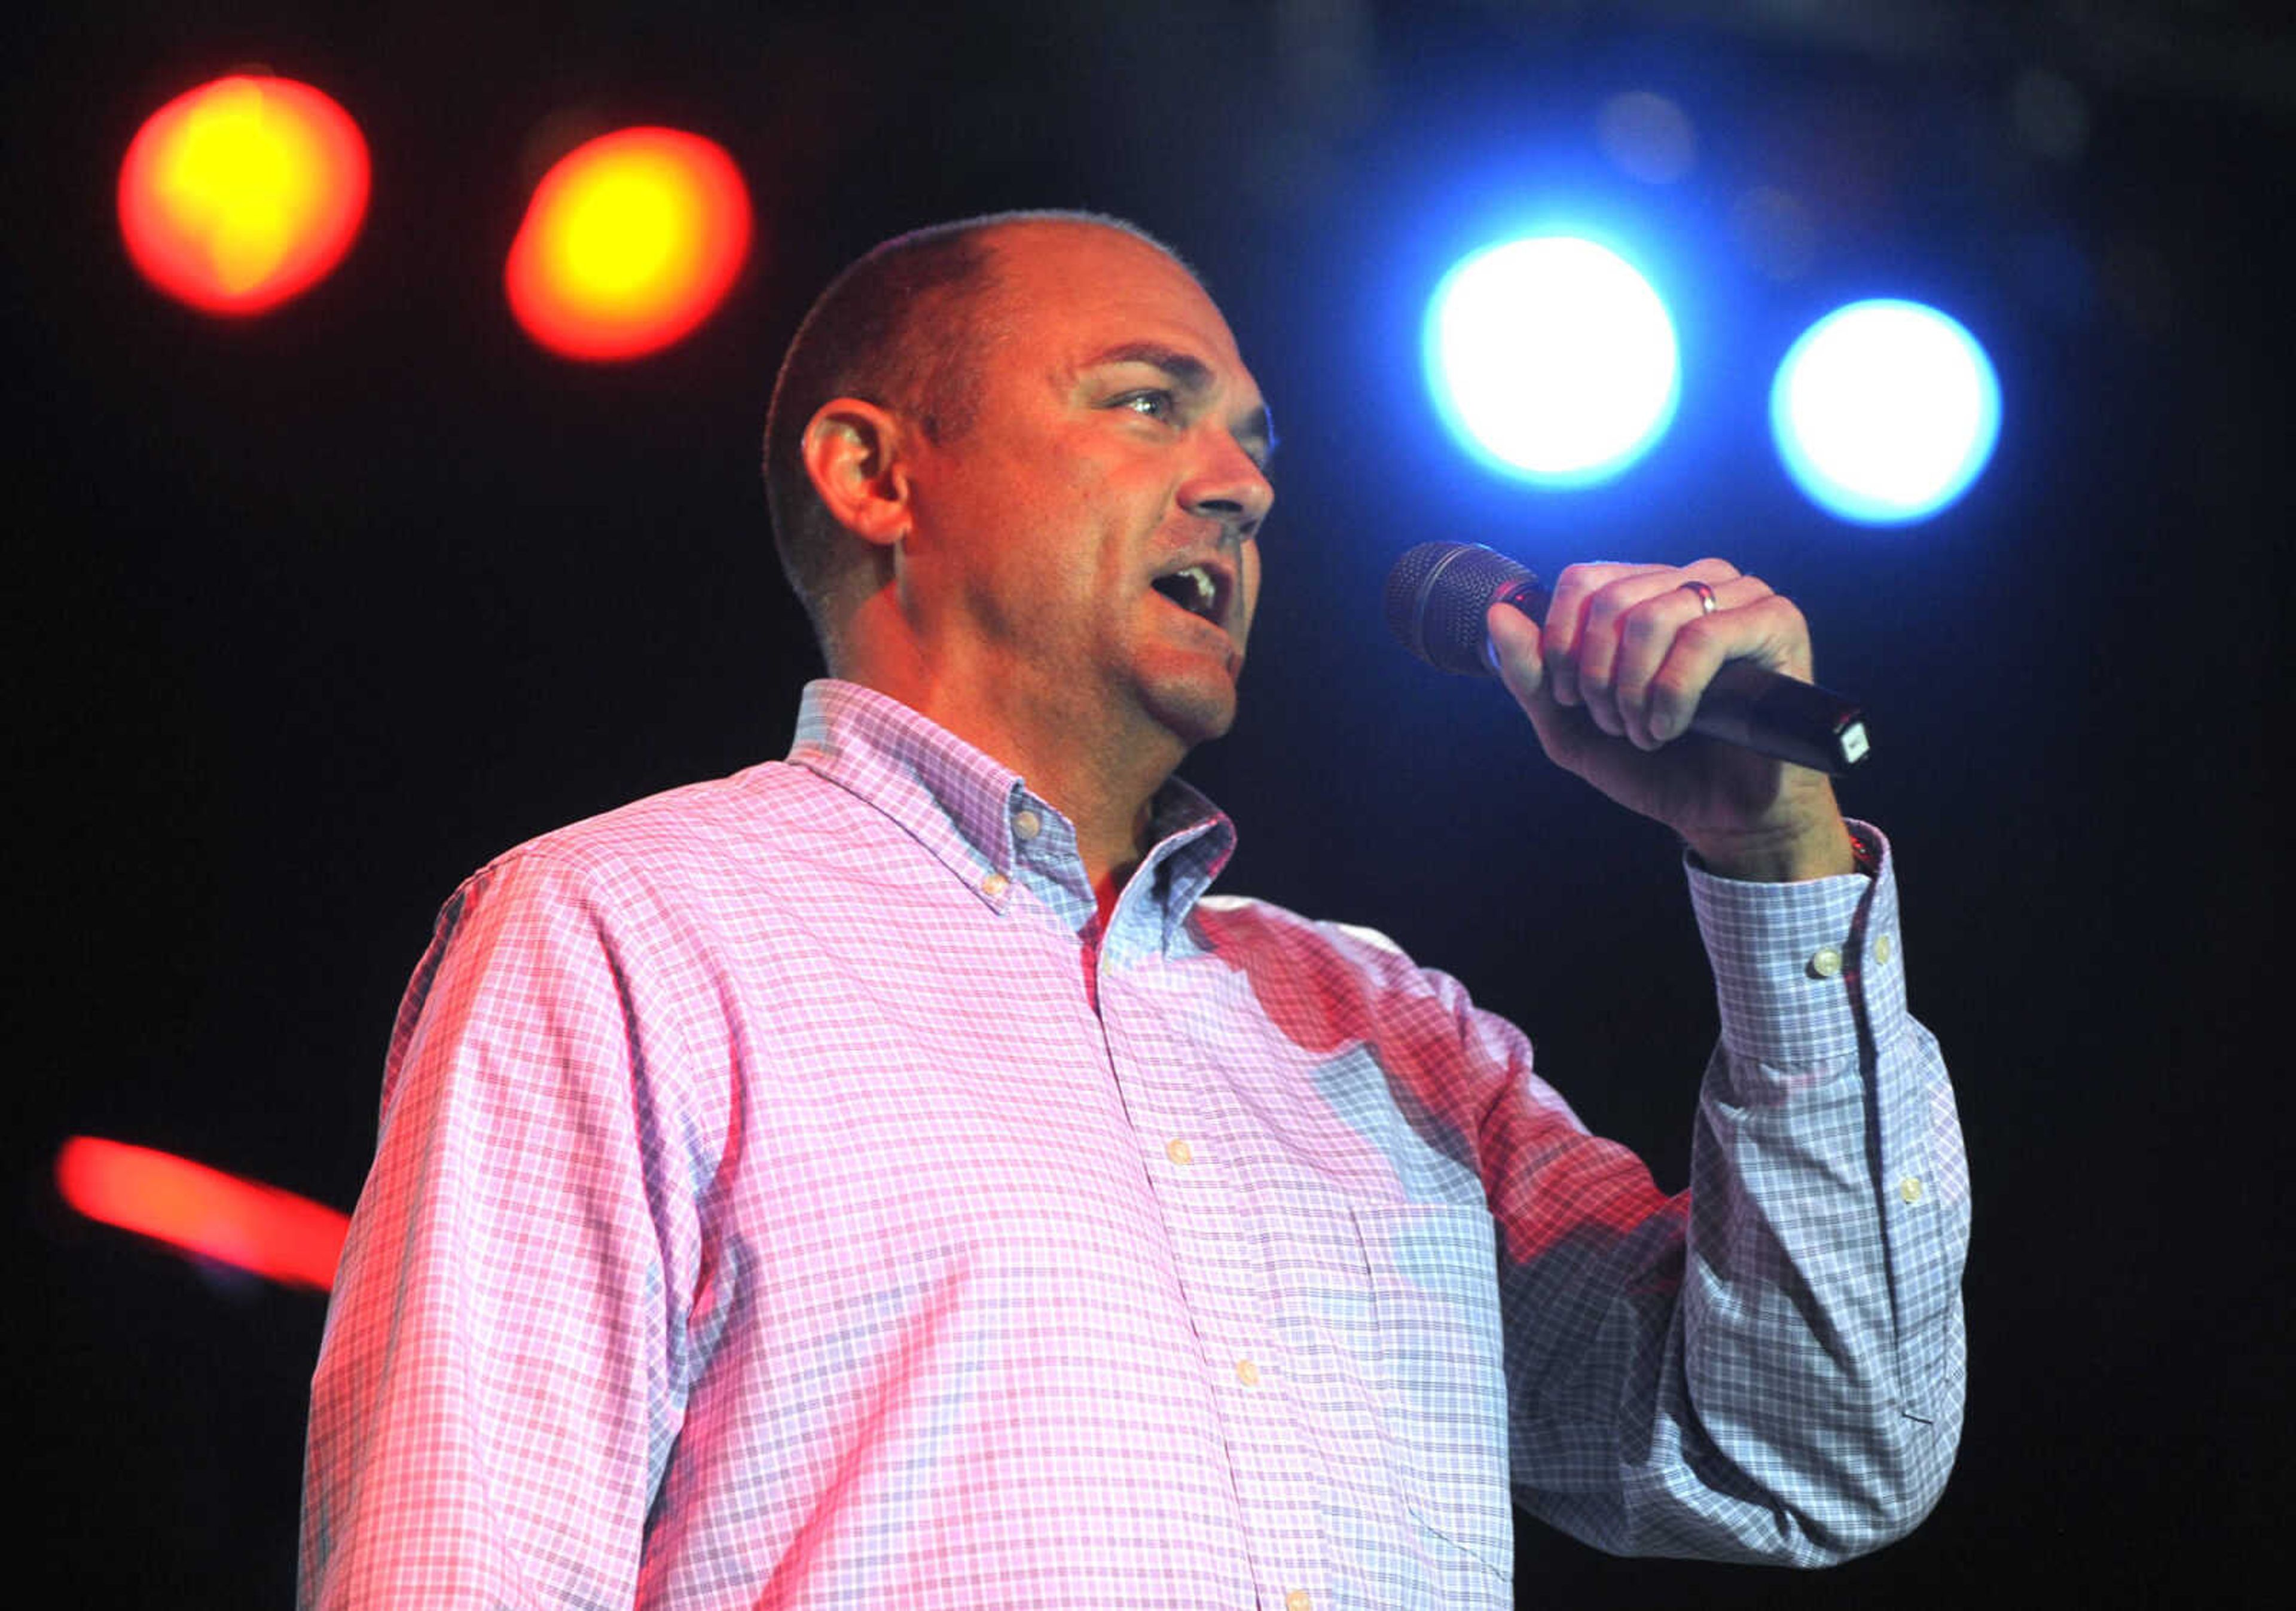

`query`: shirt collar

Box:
[784,680,1237,931]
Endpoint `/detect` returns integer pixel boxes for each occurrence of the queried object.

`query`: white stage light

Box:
[1772,299,2001,525]
[1425,236,1680,486]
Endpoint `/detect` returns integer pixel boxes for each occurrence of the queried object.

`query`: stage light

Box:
[506,126,752,361]
[56,1136,350,1292]
[117,75,370,316]
[1771,299,2001,525]
[1425,236,1680,486]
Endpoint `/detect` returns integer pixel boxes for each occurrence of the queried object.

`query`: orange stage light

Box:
[56,1136,350,1292]
[117,74,370,316]
[505,126,752,360]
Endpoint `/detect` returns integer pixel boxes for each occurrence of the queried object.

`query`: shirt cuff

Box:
[1684,819,1909,1070]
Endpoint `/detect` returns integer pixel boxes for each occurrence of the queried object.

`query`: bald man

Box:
[302,212,1966,1610]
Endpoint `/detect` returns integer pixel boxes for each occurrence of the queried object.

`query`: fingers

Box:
[1643,589,1817,741]
[1544,560,1809,751]
[1614,575,1772,748]
[1543,559,1742,711]
[1541,561,1673,710]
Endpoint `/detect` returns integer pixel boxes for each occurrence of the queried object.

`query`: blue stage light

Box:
[1771,299,2001,525]
[1424,236,1680,486]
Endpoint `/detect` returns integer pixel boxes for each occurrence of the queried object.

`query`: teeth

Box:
[1179,565,1214,616]
[1156,565,1219,619]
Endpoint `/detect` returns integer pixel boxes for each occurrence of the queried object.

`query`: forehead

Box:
[980,223,1256,386]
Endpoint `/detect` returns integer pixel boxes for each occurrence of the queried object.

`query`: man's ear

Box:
[800,398,914,548]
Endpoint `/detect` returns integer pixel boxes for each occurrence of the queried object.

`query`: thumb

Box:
[1486,600,1544,706]
[1487,598,1607,773]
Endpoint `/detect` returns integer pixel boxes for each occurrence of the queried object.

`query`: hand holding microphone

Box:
[1386,542,1867,881]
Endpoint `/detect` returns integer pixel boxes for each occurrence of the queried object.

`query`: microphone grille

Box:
[1383,542,1536,676]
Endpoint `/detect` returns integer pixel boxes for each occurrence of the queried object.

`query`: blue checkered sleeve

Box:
[1500,823,1967,1564]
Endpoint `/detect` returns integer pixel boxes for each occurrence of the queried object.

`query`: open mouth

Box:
[1150,563,1226,625]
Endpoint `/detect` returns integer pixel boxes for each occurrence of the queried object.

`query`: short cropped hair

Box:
[762,210,1181,658]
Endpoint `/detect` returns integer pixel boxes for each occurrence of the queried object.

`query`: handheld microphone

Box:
[1384,542,1871,775]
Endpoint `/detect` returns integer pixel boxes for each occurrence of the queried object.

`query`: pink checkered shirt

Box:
[301,680,1966,1609]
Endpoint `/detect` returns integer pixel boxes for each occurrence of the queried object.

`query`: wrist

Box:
[1687,814,1861,882]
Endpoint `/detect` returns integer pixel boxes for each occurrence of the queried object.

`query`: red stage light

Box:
[117,75,370,316]
[55,1136,350,1292]
[505,126,752,360]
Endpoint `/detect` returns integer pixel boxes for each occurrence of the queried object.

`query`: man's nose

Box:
[1180,433,1274,539]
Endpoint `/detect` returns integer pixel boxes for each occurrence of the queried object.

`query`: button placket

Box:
[1096,964,1323,1607]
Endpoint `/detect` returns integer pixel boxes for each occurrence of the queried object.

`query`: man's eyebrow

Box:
[1084,341,1277,467]
[1083,342,1216,390]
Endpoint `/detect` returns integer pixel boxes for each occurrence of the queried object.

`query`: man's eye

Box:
[1116,390,1177,420]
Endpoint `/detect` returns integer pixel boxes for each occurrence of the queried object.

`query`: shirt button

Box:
[1234,1359,1259,1387]
[1873,933,1895,965]
[1900,1176,1925,1205]
[979,872,1009,900]
[1286,1592,1312,1611]
[1807,944,1844,979]
[1165,1138,1193,1166]
[1013,808,1043,841]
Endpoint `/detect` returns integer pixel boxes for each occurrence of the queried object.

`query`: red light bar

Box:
[56,1136,350,1292]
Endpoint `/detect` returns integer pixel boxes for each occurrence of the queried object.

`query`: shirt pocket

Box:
[1351,1200,1513,1582]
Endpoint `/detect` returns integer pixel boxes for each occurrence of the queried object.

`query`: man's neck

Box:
[977,714,1176,922]
[834,661,1181,924]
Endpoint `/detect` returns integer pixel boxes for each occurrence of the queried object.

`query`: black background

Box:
[9,2,2291,1604]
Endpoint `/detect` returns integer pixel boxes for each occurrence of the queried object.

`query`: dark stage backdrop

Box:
[8,2,2289,1604]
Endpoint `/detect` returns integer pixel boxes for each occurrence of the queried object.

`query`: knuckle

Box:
[1675,616,1722,652]
[1757,593,1806,632]
[1650,660,1702,702]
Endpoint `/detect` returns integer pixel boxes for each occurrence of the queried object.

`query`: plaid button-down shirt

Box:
[301,679,1966,1609]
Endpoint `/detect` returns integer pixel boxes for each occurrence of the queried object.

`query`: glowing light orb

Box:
[1771,299,2002,525]
[1425,235,1680,486]
[117,75,370,316]
[506,126,752,360]
[56,1136,350,1292]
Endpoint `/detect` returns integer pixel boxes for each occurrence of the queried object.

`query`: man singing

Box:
[300,212,1967,1609]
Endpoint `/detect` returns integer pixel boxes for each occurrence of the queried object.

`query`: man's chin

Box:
[1140,664,1242,751]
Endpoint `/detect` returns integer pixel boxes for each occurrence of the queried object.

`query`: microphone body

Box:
[1385,542,1870,775]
